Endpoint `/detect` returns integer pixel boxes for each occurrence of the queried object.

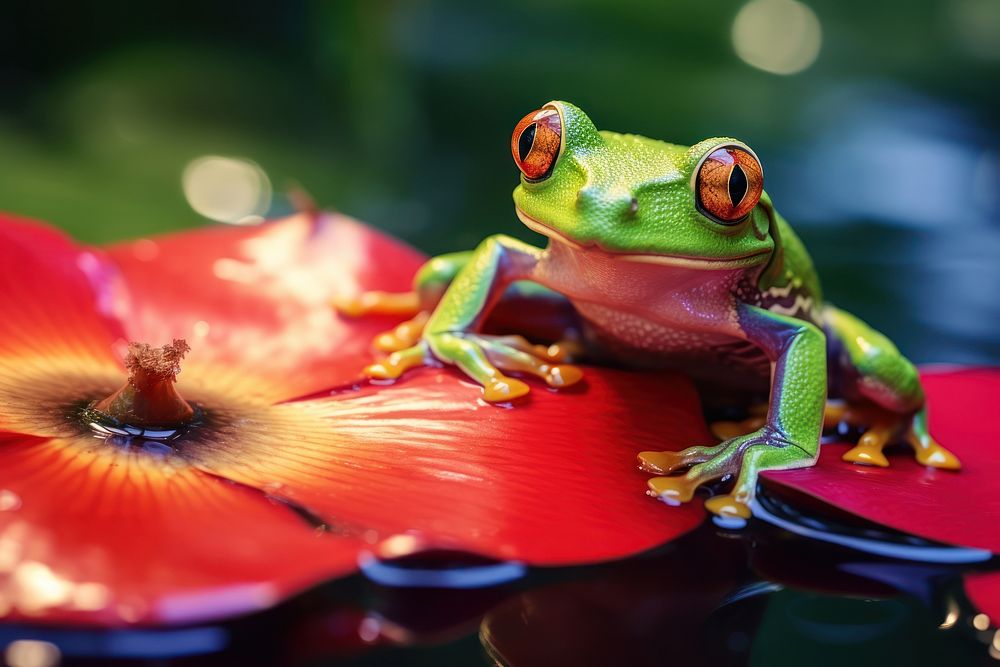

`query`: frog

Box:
[335,101,961,522]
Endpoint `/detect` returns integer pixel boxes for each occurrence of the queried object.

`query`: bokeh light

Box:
[732,0,823,75]
[181,156,271,225]
[4,640,60,667]
[950,0,1000,60]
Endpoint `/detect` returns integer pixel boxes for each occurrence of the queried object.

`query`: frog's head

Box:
[511,101,775,269]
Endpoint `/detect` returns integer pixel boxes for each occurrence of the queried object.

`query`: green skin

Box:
[384,101,938,518]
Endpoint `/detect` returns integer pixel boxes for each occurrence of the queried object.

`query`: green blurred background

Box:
[2,0,998,363]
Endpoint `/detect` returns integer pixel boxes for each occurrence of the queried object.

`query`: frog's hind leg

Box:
[823,306,960,470]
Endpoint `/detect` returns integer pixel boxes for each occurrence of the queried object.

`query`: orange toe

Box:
[483,376,531,402]
[842,444,890,468]
[704,494,751,520]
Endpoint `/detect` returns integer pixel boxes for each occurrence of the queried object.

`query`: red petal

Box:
[0,435,364,626]
[966,571,1000,623]
[104,213,425,402]
[197,368,710,565]
[762,368,1000,553]
[0,213,125,371]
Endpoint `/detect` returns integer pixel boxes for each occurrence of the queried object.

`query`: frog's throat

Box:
[515,207,770,270]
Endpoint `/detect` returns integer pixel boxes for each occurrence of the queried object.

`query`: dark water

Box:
[4,487,997,667]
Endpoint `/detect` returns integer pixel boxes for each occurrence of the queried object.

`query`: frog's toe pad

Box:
[544,364,583,388]
[373,312,430,353]
[842,443,890,468]
[483,376,531,402]
[704,494,751,521]
[914,442,962,470]
[364,361,404,380]
[534,340,583,364]
[646,476,699,505]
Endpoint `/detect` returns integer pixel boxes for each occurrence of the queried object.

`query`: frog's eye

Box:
[511,106,562,181]
[694,145,764,224]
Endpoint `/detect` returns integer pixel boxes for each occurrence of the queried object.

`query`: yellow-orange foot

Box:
[364,345,429,381]
[363,332,583,403]
[826,401,961,470]
[471,334,584,397]
[638,446,719,476]
[639,443,733,508]
[640,423,819,525]
[906,427,961,470]
[646,469,751,523]
[841,417,896,468]
[704,494,752,521]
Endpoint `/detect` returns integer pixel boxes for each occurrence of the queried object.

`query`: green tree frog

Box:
[338,101,960,522]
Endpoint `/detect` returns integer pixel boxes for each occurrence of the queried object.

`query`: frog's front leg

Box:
[364,235,582,402]
[639,304,826,522]
[334,251,472,352]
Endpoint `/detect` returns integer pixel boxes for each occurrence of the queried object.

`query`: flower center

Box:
[88,339,196,439]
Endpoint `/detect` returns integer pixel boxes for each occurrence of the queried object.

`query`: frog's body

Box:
[339,102,959,521]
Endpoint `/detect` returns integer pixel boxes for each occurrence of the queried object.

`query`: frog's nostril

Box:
[577,188,639,221]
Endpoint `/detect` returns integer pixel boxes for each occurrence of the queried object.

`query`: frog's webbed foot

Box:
[639,427,816,523]
[365,332,583,403]
[827,402,961,470]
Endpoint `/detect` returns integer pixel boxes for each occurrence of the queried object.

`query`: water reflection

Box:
[2,487,996,666]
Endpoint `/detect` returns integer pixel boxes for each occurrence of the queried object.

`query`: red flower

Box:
[0,212,707,626]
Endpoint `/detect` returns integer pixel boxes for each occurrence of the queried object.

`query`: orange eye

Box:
[695,145,763,224]
[511,106,562,181]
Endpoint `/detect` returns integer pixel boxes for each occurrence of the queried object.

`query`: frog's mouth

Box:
[515,208,770,270]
